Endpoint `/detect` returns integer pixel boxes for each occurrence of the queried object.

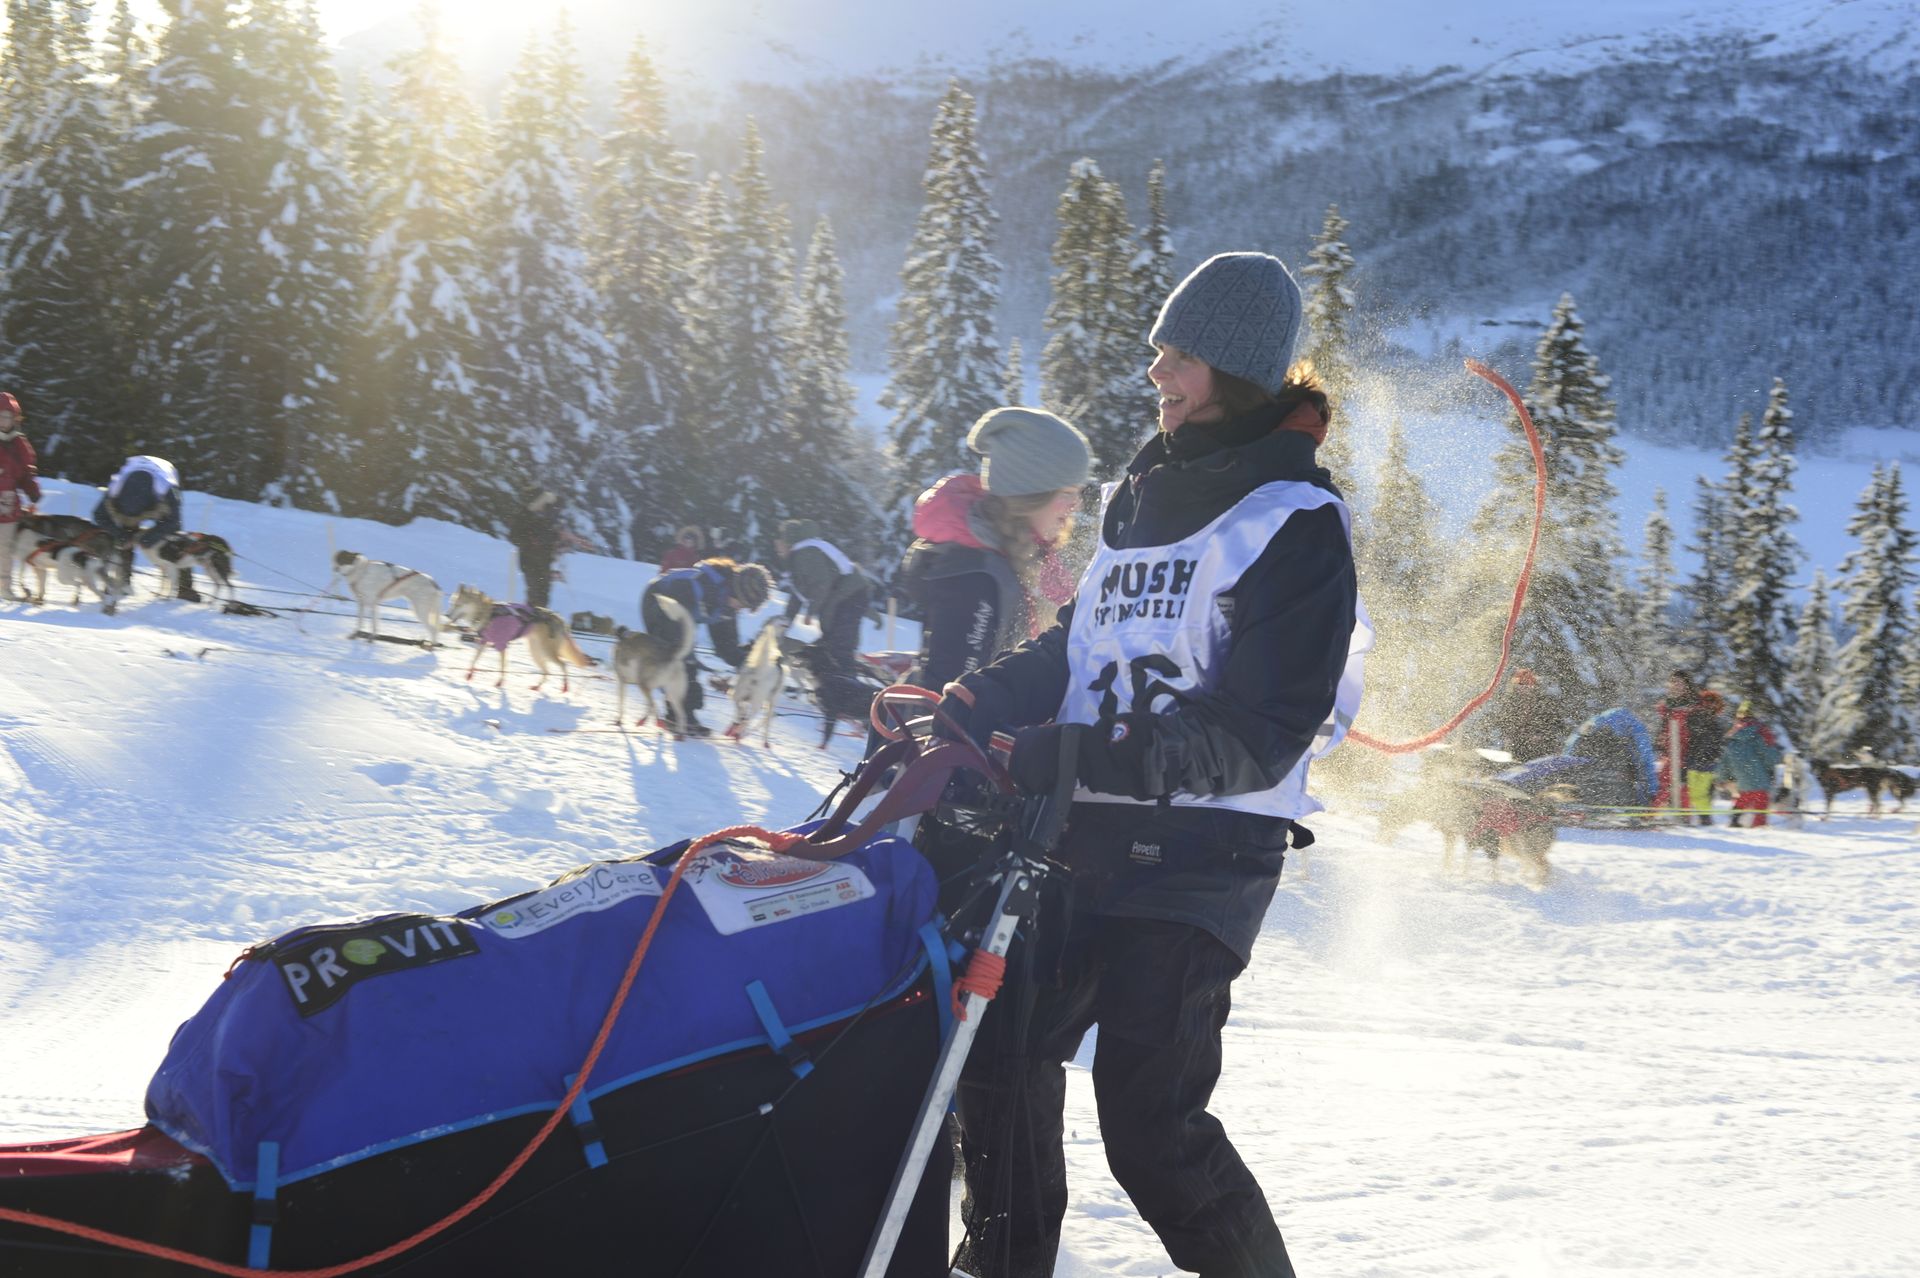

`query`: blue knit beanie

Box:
[1148,252,1304,396]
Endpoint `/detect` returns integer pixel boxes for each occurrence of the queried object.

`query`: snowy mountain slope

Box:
[3,486,1917,1275]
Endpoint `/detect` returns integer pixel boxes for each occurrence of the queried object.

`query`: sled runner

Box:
[0,690,1052,1278]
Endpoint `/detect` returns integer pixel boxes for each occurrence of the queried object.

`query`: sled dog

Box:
[448,584,596,691]
[724,619,789,747]
[787,642,885,749]
[142,532,235,603]
[23,529,129,613]
[332,551,444,646]
[1812,758,1915,817]
[610,596,696,732]
[11,513,105,599]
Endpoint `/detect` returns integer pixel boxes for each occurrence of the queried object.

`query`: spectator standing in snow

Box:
[775,518,874,676]
[1717,699,1785,827]
[934,252,1364,1278]
[1486,667,1567,762]
[897,407,1091,692]
[0,392,43,599]
[94,455,196,601]
[658,524,704,572]
[639,558,773,737]
[512,491,563,609]
[1653,671,1729,825]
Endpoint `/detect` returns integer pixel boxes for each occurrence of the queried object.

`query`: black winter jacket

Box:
[960,397,1359,960]
[897,540,1025,691]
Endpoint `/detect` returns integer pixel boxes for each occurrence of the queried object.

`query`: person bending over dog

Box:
[639,557,773,737]
[775,518,874,678]
[94,455,197,602]
[934,252,1367,1278]
[0,391,43,600]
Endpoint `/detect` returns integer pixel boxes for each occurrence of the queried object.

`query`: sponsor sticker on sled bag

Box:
[685,843,875,936]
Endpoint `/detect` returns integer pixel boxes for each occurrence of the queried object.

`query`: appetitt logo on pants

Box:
[273,915,480,1017]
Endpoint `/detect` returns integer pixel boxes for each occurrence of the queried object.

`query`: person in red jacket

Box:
[0,392,44,600]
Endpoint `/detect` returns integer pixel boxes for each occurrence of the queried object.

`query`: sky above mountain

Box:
[307,0,1912,85]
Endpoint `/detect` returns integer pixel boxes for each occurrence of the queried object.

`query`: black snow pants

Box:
[818,581,872,675]
[953,913,1294,1278]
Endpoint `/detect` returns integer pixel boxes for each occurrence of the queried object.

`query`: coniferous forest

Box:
[3,1,1917,758]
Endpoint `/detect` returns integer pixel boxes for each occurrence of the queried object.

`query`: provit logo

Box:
[272,916,479,1017]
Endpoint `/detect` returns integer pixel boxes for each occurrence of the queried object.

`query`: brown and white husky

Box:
[447,584,596,691]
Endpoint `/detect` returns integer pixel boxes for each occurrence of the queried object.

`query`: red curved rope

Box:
[0,825,802,1276]
[1346,358,1546,755]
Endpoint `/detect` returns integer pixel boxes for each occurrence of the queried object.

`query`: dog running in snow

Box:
[724,618,790,747]
[141,532,236,604]
[332,550,444,646]
[447,584,596,691]
[610,596,696,733]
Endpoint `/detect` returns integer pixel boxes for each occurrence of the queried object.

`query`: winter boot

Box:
[176,568,202,603]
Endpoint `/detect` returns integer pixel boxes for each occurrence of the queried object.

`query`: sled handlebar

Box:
[799,687,1014,859]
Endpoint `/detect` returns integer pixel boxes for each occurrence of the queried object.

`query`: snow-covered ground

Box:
[3,485,1916,1276]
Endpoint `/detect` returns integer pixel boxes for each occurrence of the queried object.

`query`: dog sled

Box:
[0,690,1068,1278]
[1463,707,1662,846]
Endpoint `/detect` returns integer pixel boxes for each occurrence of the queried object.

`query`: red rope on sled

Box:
[1346,358,1548,755]
[0,825,803,1277]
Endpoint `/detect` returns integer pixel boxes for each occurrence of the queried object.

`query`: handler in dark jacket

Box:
[775,518,872,674]
[899,408,1090,692]
[938,252,1368,1278]
[94,455,196,601]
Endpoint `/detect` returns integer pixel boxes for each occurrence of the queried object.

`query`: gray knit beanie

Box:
[966,407,1092,496]
[1148,252,1304,396]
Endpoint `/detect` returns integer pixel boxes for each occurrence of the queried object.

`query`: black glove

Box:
[932,679,1012,750]
[1010,716,1158,799]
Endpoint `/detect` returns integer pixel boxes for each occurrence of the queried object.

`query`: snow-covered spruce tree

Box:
[881,80,1002,519]
[0,0,137,480]
[1463,293,1630,708]
[1041,158,1146,474]
[1001,337,1025,405]
[593,36,694,556]
[1299,202,1358,488]
[479,29,617,547]
[1722,378,1803,715]
[1625,487,1681,710]
[128,0,311,494]
[1676,476,1732,679]
[1786,569,1837,758]
[781,217,871,555]
[675,121,795,556]
[1821,464,1918,760]
[1354,416,1443,737]
[248,0,359,508]
[354,3,494,525]
[1129,158,1175,422]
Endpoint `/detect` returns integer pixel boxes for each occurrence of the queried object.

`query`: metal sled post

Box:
[858,728,1077,1278]
[857,849,1041,1278]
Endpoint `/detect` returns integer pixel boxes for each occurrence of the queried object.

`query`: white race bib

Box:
[1058,481,1371,819]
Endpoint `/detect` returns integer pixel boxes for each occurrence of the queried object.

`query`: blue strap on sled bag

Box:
[145,833,939,1190]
